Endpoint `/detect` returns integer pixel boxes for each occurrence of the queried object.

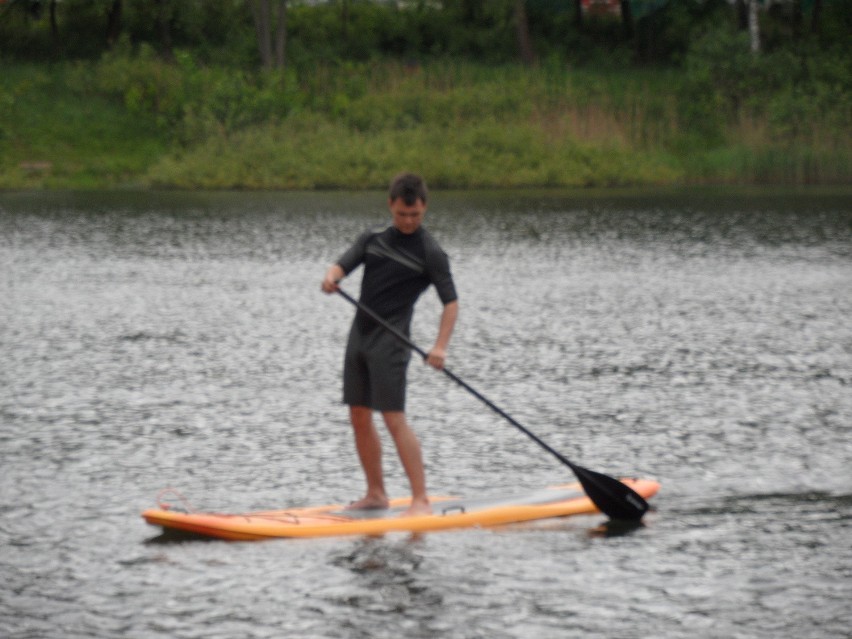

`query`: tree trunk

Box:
[514,0,536,66]
[274,0,287,69]
[620,0,633,40]
[106,0,122,49]
[155,0,175,62]
[574,0,583,30]
[811,0,822,36]
[250,0,287,70]
[341,0,350,42]
[251,0,273,69]
[735,0,748,31]
[49,0,60,50]
[748,0,760,54]
[791,0,803,39]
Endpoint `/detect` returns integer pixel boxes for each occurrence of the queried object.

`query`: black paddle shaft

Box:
[335,288,649,521]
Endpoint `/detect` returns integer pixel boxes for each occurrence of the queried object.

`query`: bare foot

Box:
[345,496,390,511]
[400,497,432,517]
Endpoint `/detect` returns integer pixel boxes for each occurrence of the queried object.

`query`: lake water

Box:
[1,189,850,638]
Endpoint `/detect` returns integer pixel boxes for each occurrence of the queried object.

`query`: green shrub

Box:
[74,45,302,145]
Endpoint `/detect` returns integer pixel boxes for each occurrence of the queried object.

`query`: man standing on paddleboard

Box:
[321,173,459,517]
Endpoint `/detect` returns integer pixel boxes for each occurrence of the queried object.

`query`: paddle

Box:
[336,288,650,521]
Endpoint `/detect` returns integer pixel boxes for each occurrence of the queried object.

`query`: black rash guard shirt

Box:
[336,225,457,334]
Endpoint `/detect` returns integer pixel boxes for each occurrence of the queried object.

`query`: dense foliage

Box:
[3,1,850,67]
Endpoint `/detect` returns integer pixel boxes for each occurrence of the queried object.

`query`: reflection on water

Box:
[586,519,646,539]
[330,536,443,624]
[1,188,851,638]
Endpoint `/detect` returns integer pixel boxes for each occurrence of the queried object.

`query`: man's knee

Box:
[350,405,373,429]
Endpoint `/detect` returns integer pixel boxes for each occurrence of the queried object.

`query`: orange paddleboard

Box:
[142,478,660,541]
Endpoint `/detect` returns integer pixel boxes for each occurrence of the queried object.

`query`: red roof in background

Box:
[582,0,623,18]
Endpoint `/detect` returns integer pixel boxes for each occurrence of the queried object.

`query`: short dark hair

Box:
[389,172,428,205]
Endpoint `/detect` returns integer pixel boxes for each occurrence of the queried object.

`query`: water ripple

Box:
[1,189,850,638]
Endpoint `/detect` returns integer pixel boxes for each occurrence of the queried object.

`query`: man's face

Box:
[389,197,426,235]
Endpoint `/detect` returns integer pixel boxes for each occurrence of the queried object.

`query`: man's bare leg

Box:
[382,411,432,516]
[347,406,390,510]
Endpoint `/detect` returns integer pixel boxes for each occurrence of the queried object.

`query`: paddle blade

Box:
[572,465,649,521]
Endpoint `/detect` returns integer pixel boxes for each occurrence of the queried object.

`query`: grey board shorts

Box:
[343,323,412,412]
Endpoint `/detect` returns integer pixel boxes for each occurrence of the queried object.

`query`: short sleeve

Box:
[336,229,374,275]
[425,244,457,305]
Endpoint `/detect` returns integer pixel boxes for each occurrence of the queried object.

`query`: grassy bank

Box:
[1,58,849,190]
[0,64,168,189]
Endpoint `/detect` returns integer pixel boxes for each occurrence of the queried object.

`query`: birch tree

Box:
[747,0,760,53]
[514,0,536,65]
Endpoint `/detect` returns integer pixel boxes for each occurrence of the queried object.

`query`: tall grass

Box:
[147,113,680,189]
[149,59,848,188]
[1,56,849,190]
